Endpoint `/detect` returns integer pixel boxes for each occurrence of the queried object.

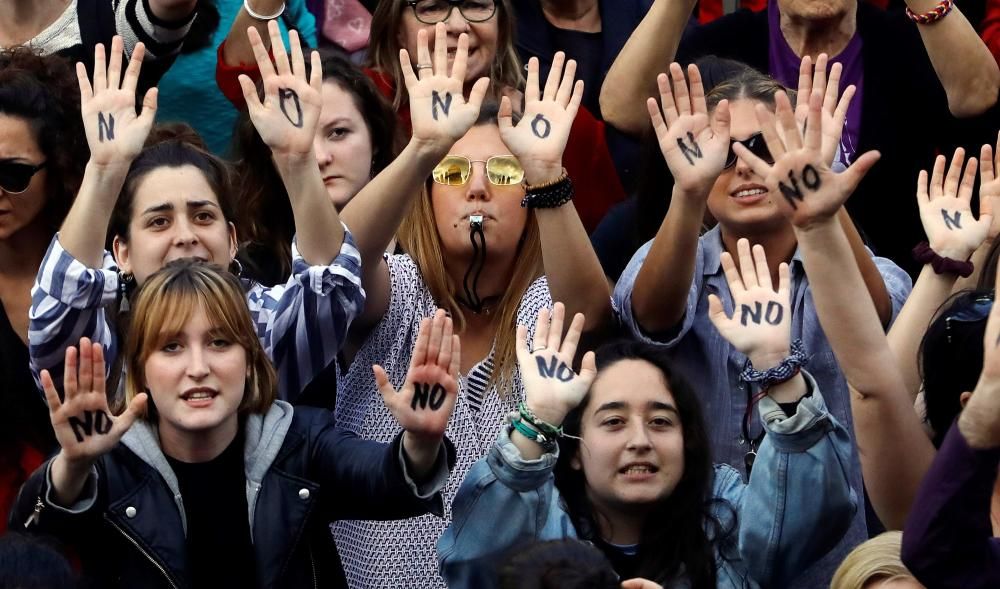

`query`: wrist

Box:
[747,348,791,371]
[53,452,94,480]
[272,151,318,171]
[402,431,442,464]
[523,401,568,428]
[86,159,131,177]
[521,161,564,186]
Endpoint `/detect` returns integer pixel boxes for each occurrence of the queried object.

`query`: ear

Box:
[113,235,132,274]
[961,391,973,407]
[570,447,582,471]
[228,222,238,260]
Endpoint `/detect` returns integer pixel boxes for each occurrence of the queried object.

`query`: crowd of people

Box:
[1,0,1000,587]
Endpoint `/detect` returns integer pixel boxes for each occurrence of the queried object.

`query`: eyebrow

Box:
[594,400,679,415]
[141,200,220,215]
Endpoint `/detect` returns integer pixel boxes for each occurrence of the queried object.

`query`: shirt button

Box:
[125,506,137,518]
[298,488,310,500]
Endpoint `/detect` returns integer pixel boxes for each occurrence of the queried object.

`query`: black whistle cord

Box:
[459,221,487,313]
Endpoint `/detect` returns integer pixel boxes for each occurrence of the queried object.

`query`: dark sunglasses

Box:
[0,160,47,194]
[945,293,994,344]
[725,133,773,169]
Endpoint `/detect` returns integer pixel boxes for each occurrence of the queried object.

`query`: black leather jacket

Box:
[10,402,452,589]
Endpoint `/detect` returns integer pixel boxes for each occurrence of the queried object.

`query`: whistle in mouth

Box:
[469,214,484,229]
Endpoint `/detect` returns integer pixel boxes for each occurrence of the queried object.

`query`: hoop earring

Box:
[230,258,244,277]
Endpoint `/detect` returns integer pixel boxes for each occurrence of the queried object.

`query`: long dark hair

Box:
[553,341,732,588]
[233,50,400,283]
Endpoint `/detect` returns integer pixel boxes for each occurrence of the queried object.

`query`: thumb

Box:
[710,99,731,140]
[498,95,513,134]
[113,392,148,436]
[468,77,490,112]
[138,87,158,126]
[237,74,262,110]
[707,293,728,329]
[373,365,398,407]
[841,150,881,195]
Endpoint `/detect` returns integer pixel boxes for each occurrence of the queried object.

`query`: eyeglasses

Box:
[0,160,47,194]
[406,0,497,25]
[725,133,773,169]
[432,155,524,186]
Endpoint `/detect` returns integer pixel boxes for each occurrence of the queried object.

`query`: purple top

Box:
[901,421,1000,589]
[767,0,863,166]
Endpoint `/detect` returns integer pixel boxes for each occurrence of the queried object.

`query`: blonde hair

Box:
[367,0,524,110]
[118,259,277,417]
[831,532,920,589]
[397,123,543,392]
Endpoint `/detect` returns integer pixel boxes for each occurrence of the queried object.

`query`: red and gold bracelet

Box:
[906,0,954,25]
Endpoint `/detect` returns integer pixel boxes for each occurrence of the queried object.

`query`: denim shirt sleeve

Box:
[614,237,703,346]
[438,427,578,589]
[873,254,913,327]
[29,234,119,399]
[245,224,365,401]
[719,371,858,588]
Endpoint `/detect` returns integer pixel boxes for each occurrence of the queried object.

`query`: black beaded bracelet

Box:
[521,172,573,209]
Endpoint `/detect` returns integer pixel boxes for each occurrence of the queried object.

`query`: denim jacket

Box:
[438,372,856,588]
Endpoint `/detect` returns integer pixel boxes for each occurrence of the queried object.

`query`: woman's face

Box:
[430,124,528,262]
[705,99,786,233]
[397,1,499,84]
[574,359,686,514]
[114,165,237,285]
[314,81,375,210]
[143,303,246,446]
[0,114,48,241]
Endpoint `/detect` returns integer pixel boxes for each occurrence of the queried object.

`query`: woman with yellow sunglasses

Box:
[334,22,612,588]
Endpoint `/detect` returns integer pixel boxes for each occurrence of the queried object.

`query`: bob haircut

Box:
[553,340,729,587]
[120,259,277,417]
[397,103,541,392]
[830,531,917,589]
[366,0,523,109]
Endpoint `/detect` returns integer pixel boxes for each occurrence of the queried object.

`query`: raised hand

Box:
[402,23,489,154]
[708,239,792,368]
[979,131,1000,241]
[735,88,880,229]
[499,53,582,184]
[78,37,157,167]
[516,303,597,427]
[376,309,460,445]
[42,339,147,466]
[917,148,990,261]
[646,63,730,196]
[793,54,854,167]
[238,22,322,161]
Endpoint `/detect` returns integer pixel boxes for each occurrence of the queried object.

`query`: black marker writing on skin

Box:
[98,113,115,142]
[778,164,821,210]
[278,88,304,128]
[676,132,702,166]
[536,356,574,382]
[942,209,963,231]
[68,410,112,444]
[432,91,452,120]
[531,114,551,139]
[411,382,447,411]
[739,301,784,326]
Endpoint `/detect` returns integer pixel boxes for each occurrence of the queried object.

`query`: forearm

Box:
[952,238,994,293]
[630,190,704,334]
[147,0,198,22]
[905,0,1000,116]
[599,0,696,135]
[274,156,344,265]
[536,204,612,331]
[838,208,892,326]
[222,0,283,67]
[49,454,94,508]
[401,432,443,482]
[59,162,130,268]
[889,265,957,398]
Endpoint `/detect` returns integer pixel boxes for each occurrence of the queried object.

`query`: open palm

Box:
[917,148,990,261]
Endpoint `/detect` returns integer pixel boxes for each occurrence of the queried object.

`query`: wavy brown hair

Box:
[366,0,523,109]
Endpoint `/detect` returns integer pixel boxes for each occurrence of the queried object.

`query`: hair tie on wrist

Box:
[740,340,809,388]
[912,241,974,277]
[905,0,954,24]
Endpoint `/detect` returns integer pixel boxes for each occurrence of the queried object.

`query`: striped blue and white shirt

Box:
[29,227,365,403]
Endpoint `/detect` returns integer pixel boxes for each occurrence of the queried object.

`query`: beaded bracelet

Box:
[905,0,954,25]
[740,339,808,388]
[518,402,564,437]
[913,241,974,277]
[521,170,573,209]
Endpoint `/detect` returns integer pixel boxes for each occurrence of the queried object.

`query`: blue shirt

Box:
[613,225,912,584]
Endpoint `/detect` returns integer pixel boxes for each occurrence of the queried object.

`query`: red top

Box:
[0,442,45,534]
[215,41,625,232]
[982,0,1000,65]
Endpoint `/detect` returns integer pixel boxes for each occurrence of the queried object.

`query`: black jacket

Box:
[10,402,453,589]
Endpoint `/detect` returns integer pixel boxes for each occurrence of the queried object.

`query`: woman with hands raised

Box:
[614,57,910,581]
[14,259,457,589]
[29,28,365,404]
[440,283,853,588]
[335,26,610,587]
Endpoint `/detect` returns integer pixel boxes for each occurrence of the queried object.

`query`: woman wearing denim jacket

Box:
[439,250,857,588]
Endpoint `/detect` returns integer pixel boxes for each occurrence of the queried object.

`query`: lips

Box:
[181,387,218,408]
[619,463,659,478]
[729,184,769,205]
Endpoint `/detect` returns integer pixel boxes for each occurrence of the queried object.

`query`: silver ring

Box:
[415,64,433,71]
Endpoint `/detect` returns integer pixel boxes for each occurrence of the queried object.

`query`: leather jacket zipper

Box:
[23,497,44,529]
[106,516,179,589]
[309,544,318,589]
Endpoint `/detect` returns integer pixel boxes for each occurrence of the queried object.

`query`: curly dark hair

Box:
[553,340,736,588]
[0,47,87,231]
[232,50,400,283]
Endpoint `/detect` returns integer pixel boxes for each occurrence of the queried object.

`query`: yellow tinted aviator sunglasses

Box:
[432,155,525,187]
